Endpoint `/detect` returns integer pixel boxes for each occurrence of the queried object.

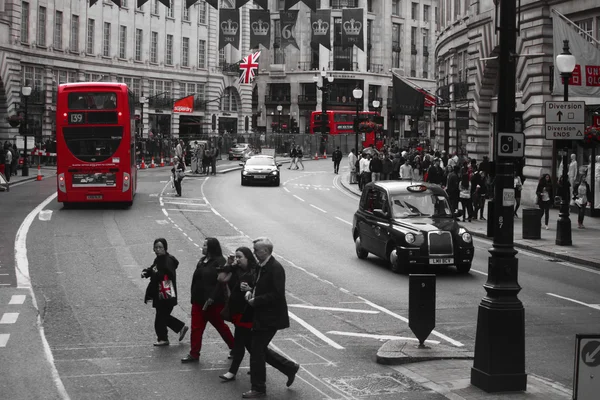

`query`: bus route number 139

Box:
[69,112,85,124]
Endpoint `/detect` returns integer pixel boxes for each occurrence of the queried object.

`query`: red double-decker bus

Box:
[56,82,137,206]
[309,110,383,149]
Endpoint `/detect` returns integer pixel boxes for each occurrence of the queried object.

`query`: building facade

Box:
[435,0,600,206]
[0,0,441,146]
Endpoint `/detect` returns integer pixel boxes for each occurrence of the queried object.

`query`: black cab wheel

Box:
[456,263,472,274]
[388,247,408,274]
[355,236,368,259]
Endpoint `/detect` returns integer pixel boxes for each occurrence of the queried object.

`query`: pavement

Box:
[338,171,578,400]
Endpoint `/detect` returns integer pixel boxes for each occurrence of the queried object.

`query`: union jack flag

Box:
[239,51,261,84]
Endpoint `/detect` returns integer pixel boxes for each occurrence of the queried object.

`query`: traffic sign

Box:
[437,108,450,122]
[497,132,524,158]
[544,101,586,140]
[574,334,600,400]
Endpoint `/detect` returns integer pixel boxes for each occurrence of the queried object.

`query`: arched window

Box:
[221,87,239,112]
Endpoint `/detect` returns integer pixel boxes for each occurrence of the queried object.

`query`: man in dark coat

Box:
[332,146,343,174]
[427,158,444,185]
[471,169,487,220]
[243,238,299,398]
[446,165,460,213]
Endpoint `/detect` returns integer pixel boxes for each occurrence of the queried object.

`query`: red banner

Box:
[173,95,194,113]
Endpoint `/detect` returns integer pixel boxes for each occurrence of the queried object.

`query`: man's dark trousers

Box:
[333,160,341,174]
[250,328,297,393]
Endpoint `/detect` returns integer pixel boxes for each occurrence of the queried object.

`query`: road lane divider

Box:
[287,311,344,349]
[547,293,600,311]
[310,204,327,213]
[288,304,380,314]
[327,331,440,345]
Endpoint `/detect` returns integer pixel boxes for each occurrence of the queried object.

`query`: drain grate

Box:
[323,373,427,396]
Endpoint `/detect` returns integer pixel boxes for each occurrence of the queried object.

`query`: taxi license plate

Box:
[429,258,453,265]
[254,175,266,179]
[87,195,103,200]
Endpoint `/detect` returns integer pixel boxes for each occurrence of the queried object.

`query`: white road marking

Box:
[293,194,305,202]
[155,220,169,225]
[332,174,361,200]
[162,201,206,206]
[9,295,26,305]
[547,293,600,311]
[283,187,290,193]
[165,209,211,212]
[0,334,9,347]
[310,204,327,213]
[357,296,465,347]
[162,209,168,217]
[327,331,441,344]
[288,311,344,350]
[288,304,379,314]
[335,217,352,225]
[0,313,19,324]
[15,191,70,399]
[471,269,487,276]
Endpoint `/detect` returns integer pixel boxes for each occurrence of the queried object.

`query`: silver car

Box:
[229,143,253,160]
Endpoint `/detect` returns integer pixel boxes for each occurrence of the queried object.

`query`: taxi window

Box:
[364,189,387,214]
[391,192,452,218]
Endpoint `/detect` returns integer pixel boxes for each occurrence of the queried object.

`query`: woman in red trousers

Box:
[181,237,234,363]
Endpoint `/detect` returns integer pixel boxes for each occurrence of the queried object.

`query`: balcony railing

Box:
[331,0,358,8]
[214,62,241,75]
[148,94,174,109]
[297,61,319,71]
[264,95,291,105]
[438,84,451,105]
[368,64,384,73]
[193,98,207,110]
[453,81,469,101]
[298,95,317,105]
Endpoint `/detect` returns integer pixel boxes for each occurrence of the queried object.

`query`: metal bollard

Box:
[408,274,436,347]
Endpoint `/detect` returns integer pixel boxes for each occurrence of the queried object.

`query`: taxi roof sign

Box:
[407,185,428,192]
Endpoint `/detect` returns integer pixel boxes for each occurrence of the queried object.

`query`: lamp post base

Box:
[555,213,572,246]
[22,164,29,177]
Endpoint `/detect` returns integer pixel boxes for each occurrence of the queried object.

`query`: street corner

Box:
[376,339,474,366]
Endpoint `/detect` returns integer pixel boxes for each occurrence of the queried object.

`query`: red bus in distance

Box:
[309,110,383,150]
[55,82,137,206]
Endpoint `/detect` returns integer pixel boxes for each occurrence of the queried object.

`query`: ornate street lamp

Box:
[277,104,283,134]
[555,39,576,246]
[21,84,32,177]
[352,86,363,155]
[314,69,334,152]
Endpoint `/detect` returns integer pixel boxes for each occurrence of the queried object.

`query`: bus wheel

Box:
[124,201,133,208]
[62,202,73,209]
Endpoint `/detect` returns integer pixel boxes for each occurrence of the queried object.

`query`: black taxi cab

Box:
[352,181,474,273]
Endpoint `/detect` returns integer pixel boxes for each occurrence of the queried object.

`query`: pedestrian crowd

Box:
[142,236,299,399]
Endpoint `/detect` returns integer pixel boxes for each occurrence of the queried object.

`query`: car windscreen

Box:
[68,92,118,110]
[245,158,274,166]
[62,126,124,162]
[391,192,452,218]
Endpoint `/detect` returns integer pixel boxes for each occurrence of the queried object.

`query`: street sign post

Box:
[544,101,585,140]
[574,334,600,400]
[497,132,524,158]
[436,108,450,122]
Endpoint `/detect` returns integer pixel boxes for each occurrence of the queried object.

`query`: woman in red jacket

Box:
[181,237,234,363]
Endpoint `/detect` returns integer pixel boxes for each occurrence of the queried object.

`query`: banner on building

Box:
[173,96,194,113]
[279,11,299,50]
[341,8,364,51]
[250,9,271,49]
[393,74,424,117]
[254,0,268,9]
[219,9,240,50]
[311,10,331,51]
[284,0,316,11]
[235,0,250,8]
[552,13,600,97]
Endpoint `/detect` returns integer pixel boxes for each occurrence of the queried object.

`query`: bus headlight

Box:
[123,172,131,192]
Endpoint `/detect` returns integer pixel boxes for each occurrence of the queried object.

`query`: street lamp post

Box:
[352,86,363,154]
[372,99,381,144]
[555,40,576,246]
[277,105,283,134]
[314,69,334,153]
[471,0,526,393]
[21,84,32,177]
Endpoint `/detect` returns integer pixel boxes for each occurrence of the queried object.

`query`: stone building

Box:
[435,0,600,206]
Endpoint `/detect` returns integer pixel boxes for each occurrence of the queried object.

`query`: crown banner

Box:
[250,9,271,49]
[341,8,364,51]
[552,15,600,97]
[89,0,98,6]
[235,0,250,7]
[284,0,316,11]
[254,0,267,9]
[137,0,149,8]
[157,0,169,7]
[111,0,122,7]
[204,0,218,9]
[219,9,240,50]
[279,10,299,50]
[185,0,199,8]
[393,74,424,117]
[310,10,331,51]
[173,95,194,113]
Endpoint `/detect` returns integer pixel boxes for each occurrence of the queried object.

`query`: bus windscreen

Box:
[68,92,118,110]
[62,126,124,162]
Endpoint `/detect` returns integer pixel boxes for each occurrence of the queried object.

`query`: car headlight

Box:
[458,228,472,243]
[242,170,249,176]
[270,170,278,175]
[405,233,416,244]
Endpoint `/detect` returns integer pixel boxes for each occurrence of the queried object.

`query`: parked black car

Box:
[240,155,281,186]
[352,181,474,273]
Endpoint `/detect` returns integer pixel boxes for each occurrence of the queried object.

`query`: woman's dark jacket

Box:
[227,267,256,325]
[536,181,554,203]
[143,254,179,308]
[251,256,290,331]
[191,256,226,305]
